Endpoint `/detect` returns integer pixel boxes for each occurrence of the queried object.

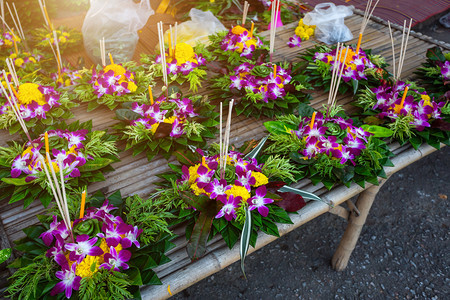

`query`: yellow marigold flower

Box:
[4,40,12,46]
[14,58,24,67]
[225,185,250,202]
[100,238,109,254]
[231,25,248,36]
[9,53,17,59]
[164,116,177,124]
[190,182,206,196]
[421,94,431,103]
[338,48,356,66]
[104,63,127,78]
[65,78,71,86]
[150,122,159,135]
[306,28,314,37]
[252,172,268,187]
[22,146,33,157]
[28,57,37,64]
[175,42,195,65]
[60,36,67,43]
[127,81,137,93]
[188,164,200,184]
[75,255,100,278]
[18,83,45,106]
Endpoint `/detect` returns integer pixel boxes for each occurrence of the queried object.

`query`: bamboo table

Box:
[0,9,448,297]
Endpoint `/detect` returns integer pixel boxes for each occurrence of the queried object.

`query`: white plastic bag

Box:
[303,3,354,44]
[164,8,226,47]
[82,0,154,64]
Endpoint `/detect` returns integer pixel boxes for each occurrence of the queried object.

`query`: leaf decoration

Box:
[361,125,394,137]
[0,248,11,264]
[186,212,214,261]
[244,135,269,159]
[277,185,326,204]
[240,207,252,279]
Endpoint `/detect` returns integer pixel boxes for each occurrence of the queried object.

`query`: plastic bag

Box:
[164,8,226,47]
[303,3,354,44]
[82,0,154,64]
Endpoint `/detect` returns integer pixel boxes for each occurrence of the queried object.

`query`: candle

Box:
[309,112,316,129]
[273,64,277,78]
[149,85,154,105]
[45,131,49,153]
[108,53,114,65]
[79,190,86,219]
[168,32,173,58]
[249,21,254,38]
[355,33,363,55]
[398,86,409,112]
[202,156,206,166]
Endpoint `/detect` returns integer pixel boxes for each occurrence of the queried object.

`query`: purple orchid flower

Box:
[97,222,129,247]
[235,170,256,192]
[215,194,241,221]
[51,255,81,299]
[195,165,215,188]
[248,186,274,217]
[121,225,143,248]
[441,60,450,80]
[204,178,231,199]
[40,215,63,246]
[65,234,103,263]
[100,246,131,271]
[287,35,302,48]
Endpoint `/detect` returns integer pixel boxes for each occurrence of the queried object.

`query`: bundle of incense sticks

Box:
[5,58,19,87]
[6,2,25,42]
[157,21,168,87]
[242,1,249,26]
[219,99,234,177]
[269,0,281,62]
[0,70,31,142]
[37,0,53,30]
[356,0,381,54]
[39,131,73,241]
[327,43,350,111]
[48,30,63,77]
[99,37,106,66]
[388,19,412,82]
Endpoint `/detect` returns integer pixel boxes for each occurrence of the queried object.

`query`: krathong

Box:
[5,51,44,77]
[74,61,153,111]
[302,44,388,94]
[141,42,208,92]
[264,104,394,189]
[356,81,450,149]
[33,26,82,53]
[6,191,176,299]
[212,61,311,118]
[0,81,77,135]
[114,92,219,161]
[0,121,119,208]
[415,47,450,99]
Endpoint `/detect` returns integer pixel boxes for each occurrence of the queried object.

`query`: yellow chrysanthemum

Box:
[190,182,206,196]
[4,40,12,46]
[14,58,24,67]
[75,255,100,278]
[225,185,251,202]
[252,172,268,187]
[164,116,177,124]
[150,122,159,135]
[127,81,137,93]
[104,63,127,78]
[236,39,257,53]
[18,83,45,106]
[338,48,356,66]
[188,164,200,184]
[421,94,431,104]
[175,42,195,65]
[231,25,248,36]
[60,36,67,43]
[9,53,17,59]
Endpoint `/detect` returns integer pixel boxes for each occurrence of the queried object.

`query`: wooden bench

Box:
[0,9,448,298]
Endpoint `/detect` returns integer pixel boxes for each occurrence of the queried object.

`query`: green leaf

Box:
[351,79,359,94]
[264,121,296,135]
[297,102,314,117]
[240,207,252,279]
[78,158,115,172]
[361,125,394,137]
[1,177,29,186]
[186,212,214,260]
[115,109,142,121]
[0,248,11,264]
[277,185,325,204]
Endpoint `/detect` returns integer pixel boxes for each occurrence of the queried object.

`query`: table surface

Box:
[0,9,446,298]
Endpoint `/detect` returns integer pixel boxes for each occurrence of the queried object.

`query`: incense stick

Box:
[6,2,22,40]
[222,99,234,174]
[331,47,349,108]
[387,21,396,80]
[389,19,412,81]
[1,0,4,32]
[397,19,412,80]
[52,31,63,71]
[242,1,249,26]
[5,58,19,87]
[12,3,25,41]
[328,42,341,105]
[219,102,223,171]
[157,22,168,87]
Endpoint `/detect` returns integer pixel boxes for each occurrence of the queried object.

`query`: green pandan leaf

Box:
[115,109,142,121]
[361,125,394,137]
[78,158,115,172]
[277,185,325,204]
[239,207,252,279]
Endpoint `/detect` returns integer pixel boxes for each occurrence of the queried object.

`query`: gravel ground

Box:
[174,146,449,299]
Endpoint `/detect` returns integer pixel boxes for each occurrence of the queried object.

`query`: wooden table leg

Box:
[331,178,388,271]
